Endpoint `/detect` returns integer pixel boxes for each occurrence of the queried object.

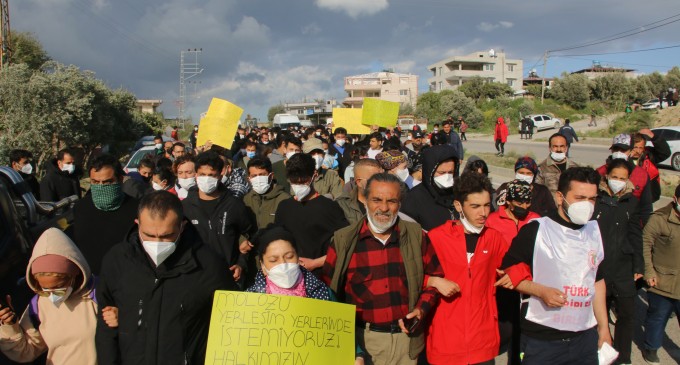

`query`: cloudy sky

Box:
[12,0,680,122]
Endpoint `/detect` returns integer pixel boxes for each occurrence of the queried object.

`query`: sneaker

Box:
[642,348,660,364]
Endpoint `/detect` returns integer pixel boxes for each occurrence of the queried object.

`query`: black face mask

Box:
[511,206,530,220]
[141,175,152,183]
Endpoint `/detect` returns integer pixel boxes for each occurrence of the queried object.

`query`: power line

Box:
[553,55,673,69]
[550,13,680,53]
[557,44,680,57]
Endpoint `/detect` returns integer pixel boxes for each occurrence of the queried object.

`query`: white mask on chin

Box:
[460,212,483,234]
[550,152,566,162]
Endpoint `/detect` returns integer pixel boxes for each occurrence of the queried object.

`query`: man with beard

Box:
[323,173,444,365]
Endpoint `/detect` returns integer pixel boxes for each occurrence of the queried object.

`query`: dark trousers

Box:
[644,291,680,350]
[520,327,598,365]
[495,140,504,154]
[608,295,634,363]
[461,132,467,141]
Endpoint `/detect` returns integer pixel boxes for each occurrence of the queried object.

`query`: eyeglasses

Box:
[37,287,70,297]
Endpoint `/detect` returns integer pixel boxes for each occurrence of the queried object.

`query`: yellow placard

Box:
[205,291,356,365]
[361,98,399,128]
[197,98,244,149]
[332,108,371,135]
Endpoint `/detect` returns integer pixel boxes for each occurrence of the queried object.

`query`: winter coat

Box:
[313,168,344,200]
[328,143,354,179]
[69,192,139,275]
[535,157,581,196]
[426,223,509,364]
[95,224,235,365]
[19,171,40,200]
[442,131,464,161]
[635,133,670,202]
[596,163,653,224]
[485,205,540,244]
[0,228,98,365]
[593,180,642,297]
[242,184,291,230]
[39,158,81,202]
[182,189,256,268]
[558,125,579,144]
[494,121,509,143]
[644,204,680,300]
[335,187,365,225]
[401,145,459,231]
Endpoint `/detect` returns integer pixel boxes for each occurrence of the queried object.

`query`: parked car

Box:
[641,98,668,110]
[130,135,175,154]
[124,145,156,173]
[518,114,562,131]
[651,126,680,171]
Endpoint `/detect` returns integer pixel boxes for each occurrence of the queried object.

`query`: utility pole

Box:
[178,48,203,130]
[540,51,548,104]
[0,0,11,66]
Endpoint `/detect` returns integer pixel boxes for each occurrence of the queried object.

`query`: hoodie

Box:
[0,228,97,365]
[39,158,82,202]
[401,145,459,231]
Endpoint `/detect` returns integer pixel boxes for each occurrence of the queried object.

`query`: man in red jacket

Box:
[494,117,509,157]
[426,171,509,365]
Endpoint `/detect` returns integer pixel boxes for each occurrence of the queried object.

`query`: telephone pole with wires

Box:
[540,50,548,104]
[178,48,203,130]
[0,0,11,66]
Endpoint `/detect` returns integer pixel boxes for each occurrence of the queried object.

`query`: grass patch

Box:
[473,150,537,170]
[582,112,652,138]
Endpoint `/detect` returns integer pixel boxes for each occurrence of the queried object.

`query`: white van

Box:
[273,114,302,128]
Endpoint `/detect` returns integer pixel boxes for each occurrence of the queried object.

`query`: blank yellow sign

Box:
[361,98,399,128]
[332,108,371,135]
[197,98,244,149]
[204,291,356,365]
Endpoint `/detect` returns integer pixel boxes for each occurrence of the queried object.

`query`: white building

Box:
[427,50,524,92]
[343,71,418,109]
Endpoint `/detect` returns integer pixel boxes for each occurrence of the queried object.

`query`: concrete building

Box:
[571,64,636,80]
[136,100,162,114]
[283,99,340,125]
[343,71,418,109]
[427,50,524,92]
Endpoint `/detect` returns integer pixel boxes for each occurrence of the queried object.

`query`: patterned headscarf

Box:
[506,180,532,203]
[376,150,406,170]
[514,156,538,175]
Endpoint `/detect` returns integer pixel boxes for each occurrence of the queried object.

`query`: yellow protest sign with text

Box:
[196,98,244,149]
[361,98,399,128]
[205,291,356,365]
[332,108,370,135]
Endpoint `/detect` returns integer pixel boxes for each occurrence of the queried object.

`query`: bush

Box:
[551,73,591,109]
[439,90,484,128]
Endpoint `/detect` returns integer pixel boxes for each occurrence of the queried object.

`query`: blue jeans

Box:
[644,291,680,350]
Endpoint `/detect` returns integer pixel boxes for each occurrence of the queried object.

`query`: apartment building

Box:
[427,50,524,92]
[283,99,340,120]
[571,64,636,80]
[343,71,418,109]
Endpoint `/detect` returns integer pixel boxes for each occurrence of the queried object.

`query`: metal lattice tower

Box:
[178,48,203,130]
[0,0,11,66]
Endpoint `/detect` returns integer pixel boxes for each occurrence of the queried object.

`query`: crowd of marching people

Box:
[1,117,679,365]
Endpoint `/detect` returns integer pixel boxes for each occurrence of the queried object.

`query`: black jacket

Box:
[558,125,579,143]
[181,189,256,268]
[328,142,354,179]
[593,183,643,297]
[95,224,235,365]
[18,171,40,200]
[401,144,459,231]
[68,191,139,275]
[39,158,81,201]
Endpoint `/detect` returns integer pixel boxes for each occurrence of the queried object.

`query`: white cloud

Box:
[301,23,322,35]
[477,21,514,32]
[232,16,270,45]
[315,0,389,18]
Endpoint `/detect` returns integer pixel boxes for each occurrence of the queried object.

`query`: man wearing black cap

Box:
[405,130,425,153]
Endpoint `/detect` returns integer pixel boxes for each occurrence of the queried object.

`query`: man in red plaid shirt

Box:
[323,173,444,365]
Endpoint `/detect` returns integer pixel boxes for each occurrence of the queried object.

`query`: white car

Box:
[124,146,156,173]
[641,99,668,110]
[651,127,680,171]
[518,114,562,132]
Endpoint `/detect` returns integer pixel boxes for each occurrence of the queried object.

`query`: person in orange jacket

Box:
[494,117,509,157]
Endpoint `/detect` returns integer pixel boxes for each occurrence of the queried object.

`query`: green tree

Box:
[398,102,415,115]
[665,66,680,90]
[10,32,50,70]
[458,76,514,101]
[267,104,285,122]
[415,91,443,122]
[439,90,484,128]
[590,73,634,107]
[551,73,591,109]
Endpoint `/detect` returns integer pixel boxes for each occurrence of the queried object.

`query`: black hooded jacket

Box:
[95,223,235,365]
[39,158,82,201]
[401,144,459,231]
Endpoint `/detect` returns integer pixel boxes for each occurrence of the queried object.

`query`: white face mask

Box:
[45,286,73,308]
[263,262,301,289]
[562,198,594,225]
[407,135,413,141]
[395,168,410,182]
[20,163,33,175]
[550,152,566,162]
[608,179,626,194]
[515,173,534,185]
[335,139,346,146]
[152,182,164,191]
[178,177,196,190]
[141,234,179,267]
[197,176,219,194]
[250,175,271,195]
[434,173,454,189]
[366,206,399,234]
[286,151,298,160]
[291,182,312,200]
[611,151,628,160]
[315,132,321,136]
[433,128,439,133]
[221,174,229,185]
[460,212,483,234]
[61,163,75,174]
[313,155,324,170]
[155,143,163,150]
